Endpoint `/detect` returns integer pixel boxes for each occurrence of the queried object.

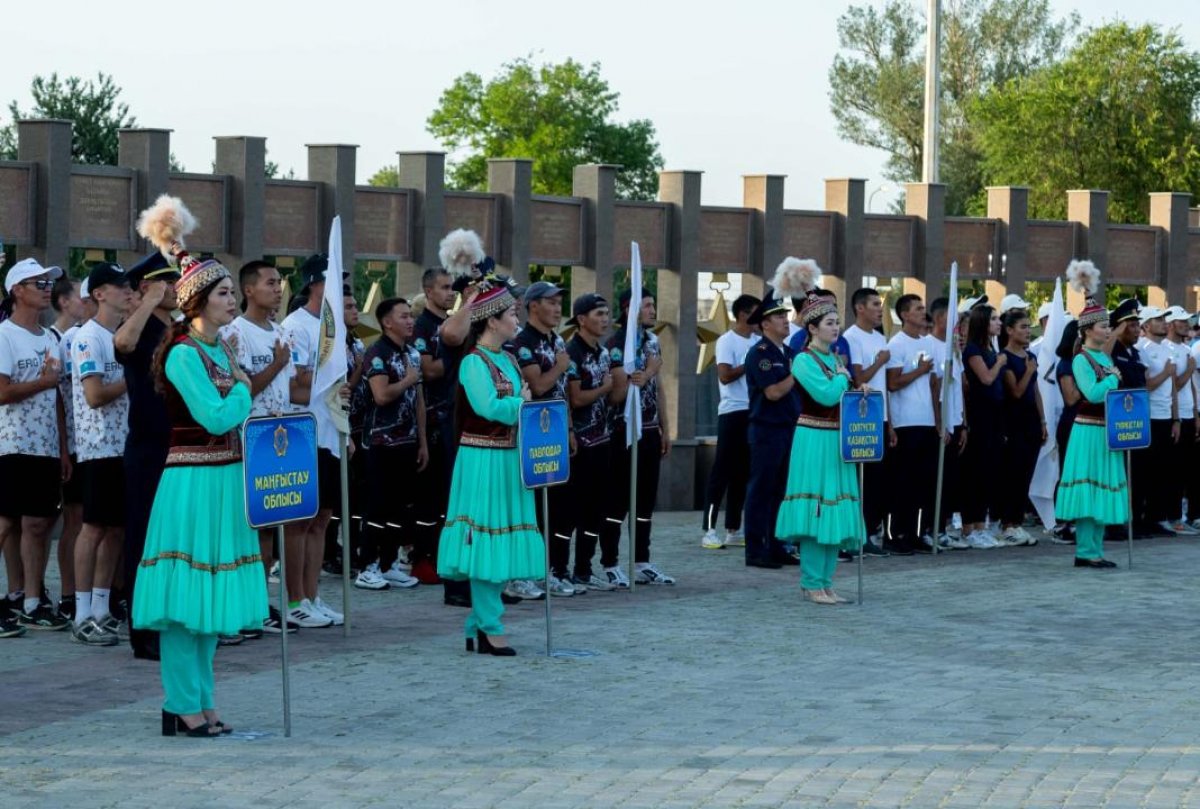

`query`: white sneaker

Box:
[635,563,676,585]
[1002,527,1029,546]
[354,563,390,590]
[268,560,280,584]
[701,529,724,549]
[1157,521,1180,536]
[1170,521,1198,536]
[966,530,998,549]
[503,580,546,600]
[288,599,332,628]
[546,575,576,597]
[724,529,745,547]
[940,533,970,550]
[313,596,344,626]
[1190,518,1200,532]
[604,566,631,589]
[382,561,419,588]
[570,573,614,592]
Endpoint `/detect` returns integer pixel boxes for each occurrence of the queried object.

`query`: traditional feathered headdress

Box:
[439,229,485,278]
[1066,260,1106,329]
[772,257,822,301]
[136,194,228,309]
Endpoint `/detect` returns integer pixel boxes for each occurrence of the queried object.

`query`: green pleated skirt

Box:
[437,445,547,583]
[1055,422,1129,525]
[775,425,865,549]
[132,463,269,635]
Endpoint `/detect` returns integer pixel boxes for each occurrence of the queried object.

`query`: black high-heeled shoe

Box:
[161,710,218,737]
[476,630,516,657]
[465,637,475,652]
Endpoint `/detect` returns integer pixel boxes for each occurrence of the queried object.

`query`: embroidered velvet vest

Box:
[795,350,840,430]
[163,336,243,466]
[1075,350,1108,425]
[459,350,518,449]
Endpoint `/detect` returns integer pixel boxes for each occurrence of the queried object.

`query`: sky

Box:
[3,0,1198,215]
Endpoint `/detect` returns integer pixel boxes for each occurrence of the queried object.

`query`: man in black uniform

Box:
[512,281,578,597]
[413,267,476,606]
[742,289,801,569]
[112,253,180,659]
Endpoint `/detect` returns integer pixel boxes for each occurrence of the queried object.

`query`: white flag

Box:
[1029,279,1066,529]
[940,262,959,430]
[313,216,349,443]
[623,242,643,448]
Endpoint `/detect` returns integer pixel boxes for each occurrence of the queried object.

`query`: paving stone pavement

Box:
[3,514,1200,808]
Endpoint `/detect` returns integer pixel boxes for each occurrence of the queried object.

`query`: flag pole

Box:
[628,400,638,592]
[932,261,958,553]
[339,430,352,635]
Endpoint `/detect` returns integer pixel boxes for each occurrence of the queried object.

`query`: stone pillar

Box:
[742,174,785,300]
[1066,189,1109,310]
[117,128,172,265]
[214,136,266,269]
[906,182,946,302]
[16,119,72,269]
[1190,208,1199,229]
[987,186,1029,300]
[656,170,701,511]
[307,144,358,277]
[397,151,445,296]
[487,158,532,285]
[1149,192,1191,306]
[571,164,618,304]
[825,179,866,298]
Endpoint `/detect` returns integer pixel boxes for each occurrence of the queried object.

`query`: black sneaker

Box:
[861,541,890,557]
[239,628,264,640]
[17,603,70,631]
[57,595,76,621]
[0,615,26,638]
[262,606,298,634]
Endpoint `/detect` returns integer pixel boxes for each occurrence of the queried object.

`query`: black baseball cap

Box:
[299,253,348,286]
[566,293,608,326]
[85,262,130,291]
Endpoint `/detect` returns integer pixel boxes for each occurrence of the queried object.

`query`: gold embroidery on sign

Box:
[139,552,263,573]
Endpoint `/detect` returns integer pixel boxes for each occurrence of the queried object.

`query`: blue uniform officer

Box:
[743,289,802,569]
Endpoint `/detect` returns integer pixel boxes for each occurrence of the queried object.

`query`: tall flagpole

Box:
[922,0,942,183]
[931,262,958,553]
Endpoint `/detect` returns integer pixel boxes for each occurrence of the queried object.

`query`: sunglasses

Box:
[20,279,55,291]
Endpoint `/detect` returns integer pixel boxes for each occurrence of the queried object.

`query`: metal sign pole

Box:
[543,488,552,657]
[857,463,865,606]
[276,524,292,738]
[628,424,638,592]
[1126,451,1134,569]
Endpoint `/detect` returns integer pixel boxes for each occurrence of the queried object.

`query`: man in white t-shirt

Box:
[70,262,133,645]
[0,259,70,637]
[842,287,892,556]
[1136,307,1183,535]
[1163,306,1198,533]
[280,254,348,629]
[700,294,760,549]
[886,293,941,553]
[225,260,301,632]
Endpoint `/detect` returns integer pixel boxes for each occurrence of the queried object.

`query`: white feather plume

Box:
[1065,260,1101,295]
[135,195,197,260]
[438,229,485,279]
[772,257,822,299]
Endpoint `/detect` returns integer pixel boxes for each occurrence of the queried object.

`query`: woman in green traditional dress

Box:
[775,292,865,605]
[437,276,544,655]
[1055,261,1125,568]
[132,196,267,737]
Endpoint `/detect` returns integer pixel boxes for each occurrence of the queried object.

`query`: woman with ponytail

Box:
[131,196,266,736]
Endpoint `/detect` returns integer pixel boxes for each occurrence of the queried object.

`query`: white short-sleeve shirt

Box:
[1138,338,1175,420]
[0,320,60,457]
[886,331,939,428]
[281,307,339,455]
[714,330,759,415]
[223,316,297,418]
[70,318,128,461]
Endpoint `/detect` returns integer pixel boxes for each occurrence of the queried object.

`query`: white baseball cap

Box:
[1138,305,1165,322]
[1164,305,1190,324]
[999,293,1032,314]
[80,277,91,299]
[3,258,63,294]
[958,295,988,315]
[1037,302,1052,320]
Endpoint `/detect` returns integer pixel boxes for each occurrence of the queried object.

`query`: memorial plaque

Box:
[166,175,227,253]
[943,219,997,278]
[698,208,752,272]
[1107,226,1160,284]
[443,193,499,256]
[863,215,915,277]
[614,203,668,267]
[263,182,320,255]
[782,212,834,268]
[530,198,583,265]
[69,171,134,249]
[354,188,410,259]
[1026,221,1076,280]
[0,164,34,245]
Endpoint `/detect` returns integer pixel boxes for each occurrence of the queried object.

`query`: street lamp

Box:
[868,184,893,213]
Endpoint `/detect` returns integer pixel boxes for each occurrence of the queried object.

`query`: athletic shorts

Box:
[0,454,62,519]
[318,448,341,515]
[62,454,83,505]
[80,457,126,528]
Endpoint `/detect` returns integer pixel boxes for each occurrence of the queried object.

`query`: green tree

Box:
[368,165,399,187]
[420,57,664,199]
[973,22,1200,223]
[0,73,136,164]
[829,0,1077,214]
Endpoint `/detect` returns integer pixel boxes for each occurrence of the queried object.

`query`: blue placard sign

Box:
[519,400,571,489]
[1106,388,1151,451]
[840,390,886,463]
[243,413,320,529]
